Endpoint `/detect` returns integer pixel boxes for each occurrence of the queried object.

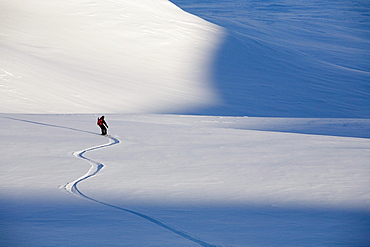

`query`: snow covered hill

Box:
[0,0,223,114]
[2,0,369,117]
[171,0,370,117]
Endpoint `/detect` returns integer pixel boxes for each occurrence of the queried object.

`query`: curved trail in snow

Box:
[64,135,216,247]
[64,135,119,196]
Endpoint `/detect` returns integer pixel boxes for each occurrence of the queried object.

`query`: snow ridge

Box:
[64,135,216,247]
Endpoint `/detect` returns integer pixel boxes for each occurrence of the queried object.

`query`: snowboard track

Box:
[65,135,217,247]
[5,116,216,246]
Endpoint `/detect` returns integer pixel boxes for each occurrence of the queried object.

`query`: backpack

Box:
[97,118,103,126]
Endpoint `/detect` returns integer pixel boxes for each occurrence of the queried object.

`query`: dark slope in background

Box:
[171,0,370,118]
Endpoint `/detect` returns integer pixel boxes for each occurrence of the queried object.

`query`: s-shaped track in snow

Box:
[64,135,119,197]
[64,135,217,247]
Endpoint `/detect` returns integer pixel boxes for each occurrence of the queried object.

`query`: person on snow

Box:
[97,116,108,135]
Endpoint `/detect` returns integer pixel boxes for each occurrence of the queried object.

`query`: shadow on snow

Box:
[171,0,370,118]
[1,196,369,246]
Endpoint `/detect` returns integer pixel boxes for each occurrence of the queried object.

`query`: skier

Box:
[97,116,108,135]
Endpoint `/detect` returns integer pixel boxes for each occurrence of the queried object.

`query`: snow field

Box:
[1,114,369,246]
[1,0,369,245]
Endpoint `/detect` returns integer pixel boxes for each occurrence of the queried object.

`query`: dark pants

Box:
[99,125,107,135]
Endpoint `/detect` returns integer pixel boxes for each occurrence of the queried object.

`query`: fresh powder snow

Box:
[0,0,224,114]
[1,0,369,246]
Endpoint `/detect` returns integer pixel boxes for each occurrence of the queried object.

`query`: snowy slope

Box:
[1,114,369,246]
[1,0,369,117]
[171,0,370,117]
[0,0,223,113]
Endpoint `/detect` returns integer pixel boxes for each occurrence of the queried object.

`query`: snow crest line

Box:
[65,135,217,247]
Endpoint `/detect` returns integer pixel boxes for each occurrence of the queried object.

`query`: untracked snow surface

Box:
[171,0,370,118]
[0,0,223,114]
[1,0,370,246]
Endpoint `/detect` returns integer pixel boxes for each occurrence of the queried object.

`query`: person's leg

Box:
[99,125,106,135]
